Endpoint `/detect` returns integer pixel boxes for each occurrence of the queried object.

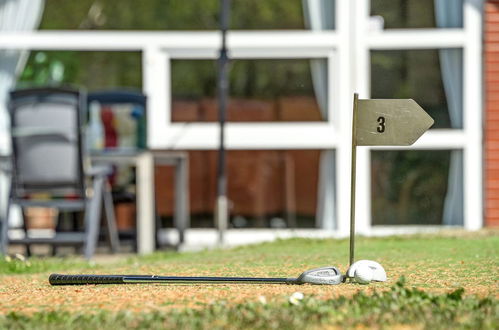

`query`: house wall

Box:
[485,0,499,227]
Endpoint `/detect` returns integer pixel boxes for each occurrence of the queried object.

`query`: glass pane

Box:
[155,150,325,228]
[172,59,327,122]
[371,150,452,225]
[39,0,319,30]
[19,51,142,90]
[371,49,462,129]
[370,0,463,29]
[231,0,310,30]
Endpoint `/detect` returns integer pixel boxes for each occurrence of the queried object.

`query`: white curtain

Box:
[302,0,333,119]
[435,0,464,226]
[0,0,45,229]
[0,0,45,155]
[316,150,335,229]
[302,0,336,229]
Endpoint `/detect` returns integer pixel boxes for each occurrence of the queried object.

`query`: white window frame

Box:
[0,0,482,234]
[144,31,340,150]
[349,0,483,234]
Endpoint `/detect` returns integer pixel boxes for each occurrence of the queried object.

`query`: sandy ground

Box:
[0,261,496,315]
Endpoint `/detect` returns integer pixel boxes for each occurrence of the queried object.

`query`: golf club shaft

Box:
[49,274,297,285]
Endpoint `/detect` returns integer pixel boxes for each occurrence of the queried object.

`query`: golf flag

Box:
[348,94,434,268]
[355,99,434,146]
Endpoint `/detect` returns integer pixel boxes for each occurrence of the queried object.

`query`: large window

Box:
[6,0,481,233]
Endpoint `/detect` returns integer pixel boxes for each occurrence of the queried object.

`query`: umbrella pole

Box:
[215,0,230,245]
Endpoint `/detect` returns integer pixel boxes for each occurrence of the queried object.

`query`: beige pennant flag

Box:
[355,99,434,146]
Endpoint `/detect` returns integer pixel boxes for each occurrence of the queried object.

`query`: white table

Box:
[91,150,189,254]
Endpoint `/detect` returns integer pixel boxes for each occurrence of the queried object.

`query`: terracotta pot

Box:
[115,202,136,231]
[25,207,57,230]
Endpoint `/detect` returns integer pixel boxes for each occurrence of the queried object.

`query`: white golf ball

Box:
[354,264,373,284]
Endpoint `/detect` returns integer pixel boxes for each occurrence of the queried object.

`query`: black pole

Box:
[216,0,230,244]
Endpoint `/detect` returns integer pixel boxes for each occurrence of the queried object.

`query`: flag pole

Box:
[349,93,359,267]
[216,0,230,245]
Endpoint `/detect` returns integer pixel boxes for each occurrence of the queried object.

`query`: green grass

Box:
[0,254,97,275]
[0,232,498,329]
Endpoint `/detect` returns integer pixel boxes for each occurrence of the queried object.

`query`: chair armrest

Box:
[86,165,112,177]
[11,127,75,142]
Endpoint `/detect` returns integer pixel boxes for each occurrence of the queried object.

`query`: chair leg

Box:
[83,176,104,260]
[0,199,11,256]
[103,180,120,253]
[21,208,31,257]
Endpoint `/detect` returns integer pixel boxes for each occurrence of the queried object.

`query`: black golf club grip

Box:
[49,274,126,285]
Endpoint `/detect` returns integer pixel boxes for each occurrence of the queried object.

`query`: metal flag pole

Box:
[349,93,359,267]
[215,0,230,245]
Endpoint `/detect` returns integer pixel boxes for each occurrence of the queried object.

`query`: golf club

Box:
[49,266,343,286]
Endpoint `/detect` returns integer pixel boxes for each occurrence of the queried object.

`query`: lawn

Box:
[0,230,497,329]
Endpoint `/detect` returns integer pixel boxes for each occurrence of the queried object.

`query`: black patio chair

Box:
[0,87,120,259]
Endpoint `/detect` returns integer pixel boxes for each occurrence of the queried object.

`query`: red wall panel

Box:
[485,1,499,226]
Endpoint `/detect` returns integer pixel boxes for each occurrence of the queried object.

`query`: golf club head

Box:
[296,266,343,285]
[346,260,387,282]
